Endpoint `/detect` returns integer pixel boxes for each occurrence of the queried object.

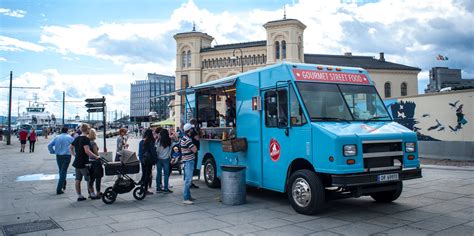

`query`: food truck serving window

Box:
[296,82,392,122]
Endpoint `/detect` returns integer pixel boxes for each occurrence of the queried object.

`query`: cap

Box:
[183,123,193,132]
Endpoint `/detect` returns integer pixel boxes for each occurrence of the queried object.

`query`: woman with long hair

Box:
[28,128,37,152]
[155,129,173,193]
[87,128,103,199]
[138,129,157,195]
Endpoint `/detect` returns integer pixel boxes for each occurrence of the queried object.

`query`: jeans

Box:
[140,162,153,192]
[183,160,195,201]
[156,158,170,190]
[56,155,71,193]
[29,140,36,152]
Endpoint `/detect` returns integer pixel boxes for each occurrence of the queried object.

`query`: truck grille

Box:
[362,140,403,171]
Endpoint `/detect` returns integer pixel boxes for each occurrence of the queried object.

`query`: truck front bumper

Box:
[331,168,422,187]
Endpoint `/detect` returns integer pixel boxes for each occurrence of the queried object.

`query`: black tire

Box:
[133,186,146,201]
[370,181,403,203]
[287,170,325,215]
[102,187,117,204]
[203,158,220,188]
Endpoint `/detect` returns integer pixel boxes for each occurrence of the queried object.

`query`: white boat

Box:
[15,95,57,133]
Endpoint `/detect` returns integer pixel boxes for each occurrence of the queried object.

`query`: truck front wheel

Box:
[370,181,403,202]
[204,158,220,188]
[287,170,325,215]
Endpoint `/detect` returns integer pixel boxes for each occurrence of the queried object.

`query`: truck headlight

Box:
[405,142,416,153]
[343,145,357,156]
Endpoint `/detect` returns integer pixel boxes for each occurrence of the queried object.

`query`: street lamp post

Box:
[232,48,244,73]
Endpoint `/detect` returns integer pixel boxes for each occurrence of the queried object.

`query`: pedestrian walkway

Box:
[0,138,473,235]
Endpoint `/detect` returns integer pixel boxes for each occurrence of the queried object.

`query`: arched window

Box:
[401,82,407,96]
[384,82,391,98]
[186,50,191,67]
[275,41,280,59]
[181,51,186,67]
[281,40,287,59]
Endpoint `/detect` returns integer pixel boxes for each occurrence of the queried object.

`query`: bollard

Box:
[221,165,246,205]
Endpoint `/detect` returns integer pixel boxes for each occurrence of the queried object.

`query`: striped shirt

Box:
[180,135,195,162]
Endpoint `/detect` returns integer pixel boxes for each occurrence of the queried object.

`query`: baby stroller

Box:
[170,143,182,175]
[100,149,146,204]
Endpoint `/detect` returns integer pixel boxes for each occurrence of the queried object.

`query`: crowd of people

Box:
[46,121,202,205]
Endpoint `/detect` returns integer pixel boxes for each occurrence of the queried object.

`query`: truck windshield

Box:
[296,82,392,122]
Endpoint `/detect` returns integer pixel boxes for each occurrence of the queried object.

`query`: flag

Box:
[436,54,449,60]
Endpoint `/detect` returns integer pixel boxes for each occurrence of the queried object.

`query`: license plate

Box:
[377,173,399,182]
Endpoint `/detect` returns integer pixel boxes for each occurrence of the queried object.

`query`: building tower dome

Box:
[263,18,306,65]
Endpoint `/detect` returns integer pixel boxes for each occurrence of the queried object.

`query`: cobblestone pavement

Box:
[0,136,473,235]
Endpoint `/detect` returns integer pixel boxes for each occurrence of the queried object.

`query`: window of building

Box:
[181,51,186,67]
[186,50,191,67]
[275,41,280,60]
[384,82,391,98]
[281,40,286,59]
[401,82,407,96]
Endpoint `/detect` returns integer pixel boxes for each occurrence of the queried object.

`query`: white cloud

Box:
[0,36,45,52]
[0,8,26,18]
[0,57,6,62]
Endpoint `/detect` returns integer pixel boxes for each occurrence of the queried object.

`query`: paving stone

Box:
[57,225,116,235]
[205,205,253,216]
[0,212,41,225]
[409,215,470,231]
[364,216,412,228]
[107,217,167,231]
[154,204,206,215]
[104,227,160,236]
[147,218,231,235]
[307,231,343,236]
[109,210,163,222]
[417,202,468,214]
[431,225,474,236]
[329,209,384,222]
[58,216,116,230]
[279,213,319,223]
[189,229,231,236]
[466,221,474,227]
[296,217,351,231]
[216,209,289,225]
[164,211,215,222]
[250,218,292,229]
[372,226,433,236]
[419,191,466,200]
[249,225,314,236]
[389,209,438,222]
[221,223,264,235]
[329,222,388,236]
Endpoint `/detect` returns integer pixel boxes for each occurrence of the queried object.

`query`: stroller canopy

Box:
[119,149,139,164]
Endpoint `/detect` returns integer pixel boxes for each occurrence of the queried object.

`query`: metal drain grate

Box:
[1,219,61,236]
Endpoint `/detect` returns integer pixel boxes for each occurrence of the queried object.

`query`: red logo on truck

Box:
[269,138,281,162]
[292,68,370,85]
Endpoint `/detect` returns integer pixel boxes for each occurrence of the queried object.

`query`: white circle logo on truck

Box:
[270,138,281,162]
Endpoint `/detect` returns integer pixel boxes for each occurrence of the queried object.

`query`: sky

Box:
[1,0,473,120]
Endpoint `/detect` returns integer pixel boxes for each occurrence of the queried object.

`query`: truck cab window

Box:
[265,89,288,127]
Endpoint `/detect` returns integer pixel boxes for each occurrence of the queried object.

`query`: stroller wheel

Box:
[102,187,117,204]
[133,186,146,200]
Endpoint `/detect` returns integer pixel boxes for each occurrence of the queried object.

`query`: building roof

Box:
[201,40,267,53]
[304,54,421,71]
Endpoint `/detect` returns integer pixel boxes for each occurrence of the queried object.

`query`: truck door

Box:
[261,86,290,192]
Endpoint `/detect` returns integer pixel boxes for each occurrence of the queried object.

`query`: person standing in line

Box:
[115,128,129,161]
[69,123,100,201]
[156,129,173,193]
[87,128,103,199]
[189,118,200,189]
[48,126,74,195]
[180,123,198,205]
[18,127,28,152]
[138,129,158,195]
[28,128,37,153]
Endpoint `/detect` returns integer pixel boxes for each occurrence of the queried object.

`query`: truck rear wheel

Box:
[370,181,403,202]
[204,158,220,188]
[287,170,325,215]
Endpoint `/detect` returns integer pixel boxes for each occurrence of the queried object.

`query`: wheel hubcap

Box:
[292,177,312,207]
[205,163,214,183]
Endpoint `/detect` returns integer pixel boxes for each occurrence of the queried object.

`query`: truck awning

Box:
[190,77,236,91]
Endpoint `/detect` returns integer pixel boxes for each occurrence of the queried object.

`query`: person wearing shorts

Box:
[69,123,100,201]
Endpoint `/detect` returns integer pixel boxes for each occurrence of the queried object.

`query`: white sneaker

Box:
[183,200,194,205]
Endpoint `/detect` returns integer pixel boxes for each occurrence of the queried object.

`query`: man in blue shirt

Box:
[48,126,74,195]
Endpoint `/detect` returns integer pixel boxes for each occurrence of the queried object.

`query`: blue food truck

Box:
[184,62,422,214]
